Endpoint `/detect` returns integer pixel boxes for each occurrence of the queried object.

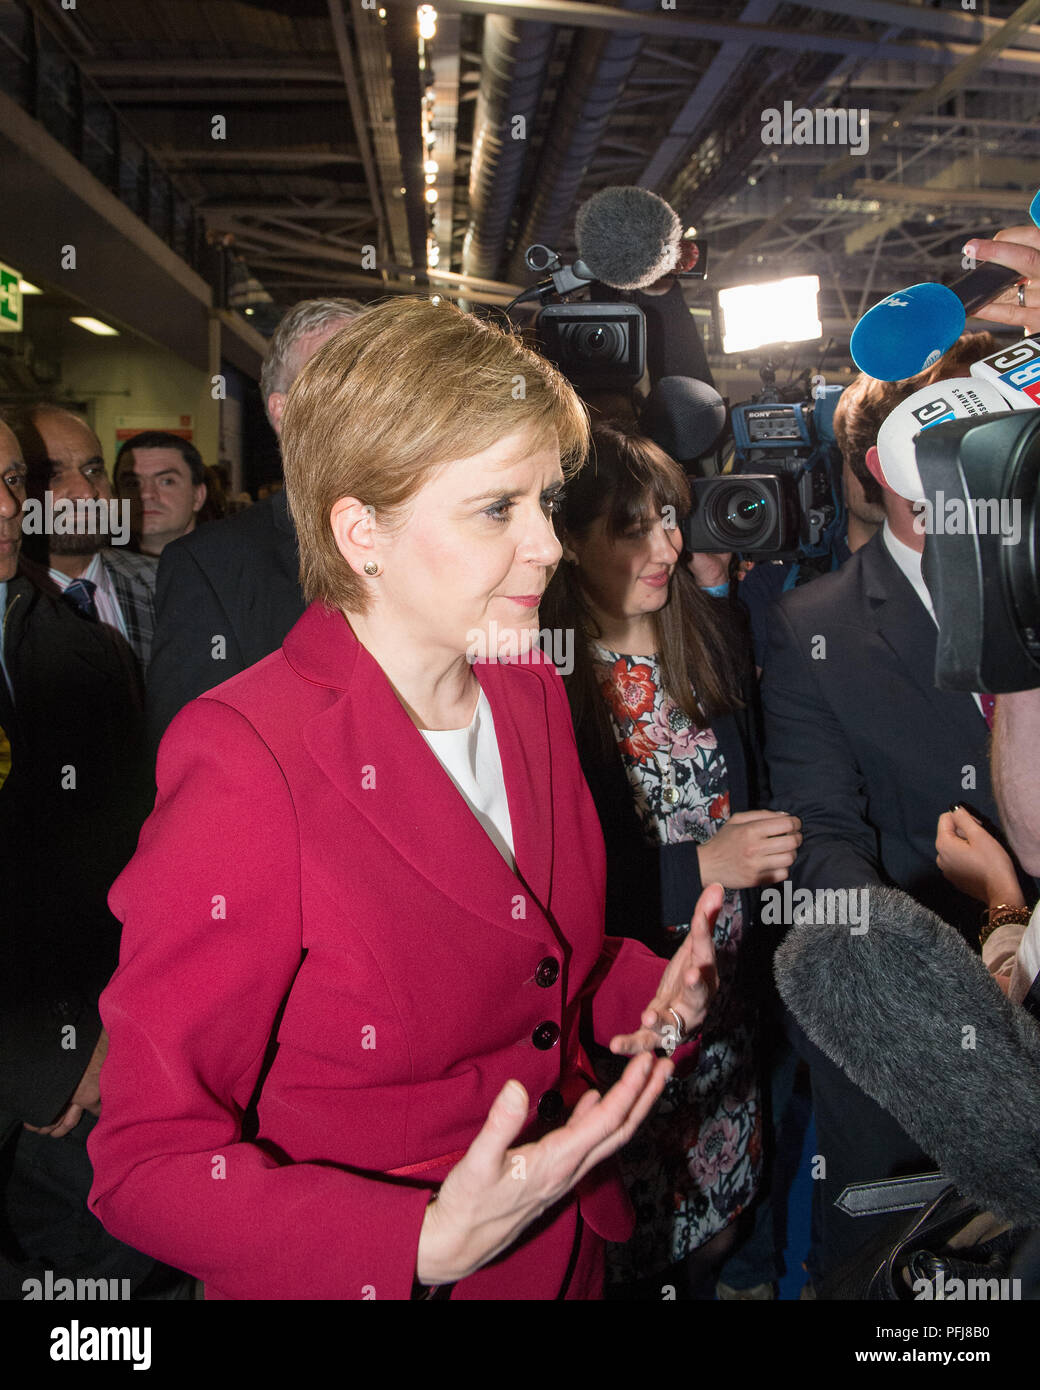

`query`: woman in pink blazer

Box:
[88,298,722,1300]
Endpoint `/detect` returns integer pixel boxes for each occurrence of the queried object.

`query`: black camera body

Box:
[537,301,646,390]
[916,410,1040,693]
[682,385,846,559]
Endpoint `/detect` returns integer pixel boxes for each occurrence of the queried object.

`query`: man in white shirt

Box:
[11,405,157,671]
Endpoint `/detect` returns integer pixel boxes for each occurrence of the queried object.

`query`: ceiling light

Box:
[418,5,437,39]
[425,188,438,203]
[424,159,438,176]
[70,316,119,336]
[19,279,42,295]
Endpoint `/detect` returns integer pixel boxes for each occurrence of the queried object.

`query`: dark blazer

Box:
[0,573,150,1134]
[89,603,684,1300]
[146,491,305,748]
[761,530,1012,942]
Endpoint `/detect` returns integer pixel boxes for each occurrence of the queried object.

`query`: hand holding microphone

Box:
[964,217,1040,335]
[850,190,1040,381]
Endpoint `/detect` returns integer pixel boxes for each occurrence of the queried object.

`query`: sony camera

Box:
[682,371,847,559]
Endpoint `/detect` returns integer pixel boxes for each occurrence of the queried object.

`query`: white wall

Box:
[60,332,220,476]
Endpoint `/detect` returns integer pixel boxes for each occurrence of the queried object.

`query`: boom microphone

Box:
[574,186,683,291]
[638,377,727,463]
[849,189,1040,382]
[774,884,1040,1225]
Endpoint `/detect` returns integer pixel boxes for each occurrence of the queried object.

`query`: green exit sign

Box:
[0,263,22,332]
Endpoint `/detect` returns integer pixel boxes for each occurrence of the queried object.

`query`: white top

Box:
[419,687,516,870]
[882,522,983,718]
[1015,900,1040,1006]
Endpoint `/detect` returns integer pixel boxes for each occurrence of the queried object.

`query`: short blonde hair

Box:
[281,296,590,611]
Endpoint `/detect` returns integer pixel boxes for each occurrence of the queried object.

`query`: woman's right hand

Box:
[415,1052,672,1287]
[696,809,802,889]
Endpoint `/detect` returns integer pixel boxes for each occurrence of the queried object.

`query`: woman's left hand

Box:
[609,882,722,1057]
[935,805,1024,908]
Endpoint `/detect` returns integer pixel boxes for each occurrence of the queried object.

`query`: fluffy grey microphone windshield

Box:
[774,884,1040,1225]
[574,186,682,291]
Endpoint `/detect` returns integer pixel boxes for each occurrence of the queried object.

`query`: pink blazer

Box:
[88,602,676,1299]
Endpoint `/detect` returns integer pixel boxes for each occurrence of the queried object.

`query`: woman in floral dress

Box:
[541,422,802,1294]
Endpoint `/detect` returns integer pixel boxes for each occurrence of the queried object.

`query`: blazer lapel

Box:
[291,605,556,944]
[860,535,988,744]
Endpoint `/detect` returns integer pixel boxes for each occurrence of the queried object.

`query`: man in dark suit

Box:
[760,346,1027,1288]
[146,297,363,747]
[10,405,157,671]
[0,418,182,1298]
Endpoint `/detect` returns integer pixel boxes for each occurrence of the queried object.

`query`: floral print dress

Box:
[592,644,762,1281]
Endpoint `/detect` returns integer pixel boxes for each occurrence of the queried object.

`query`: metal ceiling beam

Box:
[781,0,1040,52]
[82,62,344,81]
[327,0,392,272]
[385,5,430,277]
[820,0,1040,181]
[247,256,518,307]
[161,151,362,166]
[197,202,372,217]
[351,0,412,267]
[203,220,367,258]
[851,179,1040,212]
[103,88,351,105]
[425,0,1040,74]
[639,0,777,190]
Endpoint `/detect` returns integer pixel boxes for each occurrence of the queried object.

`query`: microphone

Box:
[574,186,683,291]
[874,376,1010,500]
[970,336,1040,411]
[849,189,1040,382]
[638,377,727,463]
[774,884,1040,1226]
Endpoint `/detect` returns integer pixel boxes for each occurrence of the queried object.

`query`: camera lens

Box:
[572,321,623,362]
[707,481,775,546]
